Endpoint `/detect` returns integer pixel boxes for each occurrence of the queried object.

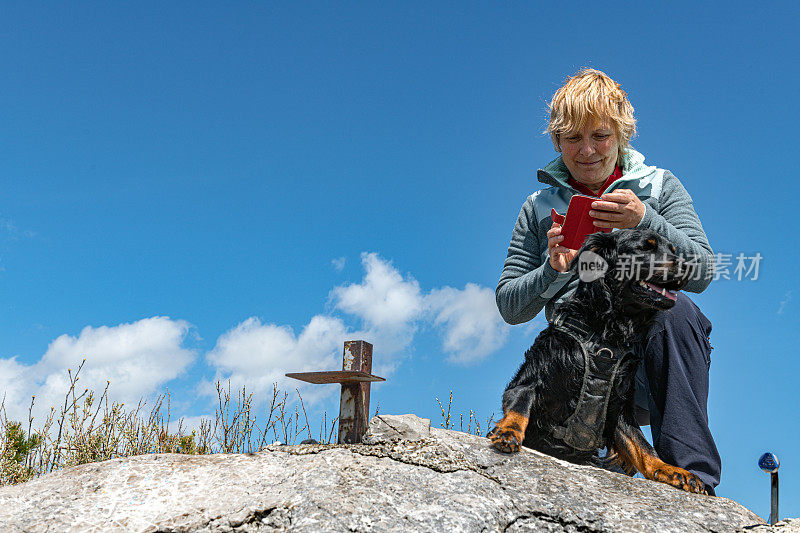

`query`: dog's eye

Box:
[645,238,657,250]
[668,243,676,254]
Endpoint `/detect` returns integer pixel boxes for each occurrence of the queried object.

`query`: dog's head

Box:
[570,229,689,312]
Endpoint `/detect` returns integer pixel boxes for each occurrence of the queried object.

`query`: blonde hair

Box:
[546,68,636,161]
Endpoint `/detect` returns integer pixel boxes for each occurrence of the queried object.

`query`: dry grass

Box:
[1,362,490,487]
[0,360,332,486]
[436,391,495,437]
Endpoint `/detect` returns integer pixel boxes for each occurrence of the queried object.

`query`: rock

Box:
[361,413,431,444]
[738,518,800,532]
[0,414,769,532]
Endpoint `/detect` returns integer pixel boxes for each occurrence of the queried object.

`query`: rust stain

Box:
[343,342,356,371]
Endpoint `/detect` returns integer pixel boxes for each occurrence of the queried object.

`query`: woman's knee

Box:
[648,293,713,369]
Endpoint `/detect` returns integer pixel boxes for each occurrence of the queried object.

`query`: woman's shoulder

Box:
[623,148,688,183]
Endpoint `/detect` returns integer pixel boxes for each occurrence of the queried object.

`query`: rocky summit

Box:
[0,414,774,532]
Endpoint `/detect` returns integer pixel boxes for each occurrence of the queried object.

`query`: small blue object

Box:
[759,452,780,473]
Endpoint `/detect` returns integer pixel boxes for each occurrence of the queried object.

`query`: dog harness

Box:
[549,313,637,452]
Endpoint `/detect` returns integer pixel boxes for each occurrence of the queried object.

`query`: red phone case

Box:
[550,195,611,250]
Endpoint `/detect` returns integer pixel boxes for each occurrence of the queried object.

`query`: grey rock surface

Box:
[0,414,768,532]
[738,518,800,532]
[362,413,431,443]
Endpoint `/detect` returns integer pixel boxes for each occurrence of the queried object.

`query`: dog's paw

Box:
[488,425,522,453]
[487,412,528,454]
[652,465,707,495]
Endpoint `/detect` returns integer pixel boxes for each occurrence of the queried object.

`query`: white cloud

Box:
[0,357,29,418]
[205,315,347,405]
[0,216,35,241]
[329,252,426,371]
[0,317,195,422]
[332,252,423,331]
[426,283,510,364]
[778,291,792,315]
[206,253,427,407]
[331,256,347,272]
[206,253,513,408]
[169,414,214,436]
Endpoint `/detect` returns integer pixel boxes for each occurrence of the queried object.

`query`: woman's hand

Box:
[589,190,646,229]
[547,222,579,272]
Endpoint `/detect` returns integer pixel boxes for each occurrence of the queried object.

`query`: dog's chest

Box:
[536,323,639,451]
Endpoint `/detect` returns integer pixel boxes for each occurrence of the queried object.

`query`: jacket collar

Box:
[537,148,651,191]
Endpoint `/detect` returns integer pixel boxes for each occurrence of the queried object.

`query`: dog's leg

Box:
[488,386,534,453]
[611,407,707,494]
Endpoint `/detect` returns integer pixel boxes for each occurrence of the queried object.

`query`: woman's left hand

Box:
[589,190,646,229]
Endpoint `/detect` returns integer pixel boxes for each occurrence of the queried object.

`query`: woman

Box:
[496,68,721,494]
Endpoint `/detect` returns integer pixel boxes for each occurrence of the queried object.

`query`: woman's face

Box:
[560,121,619,190]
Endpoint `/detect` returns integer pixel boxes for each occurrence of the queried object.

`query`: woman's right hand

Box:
[547,222,579,272]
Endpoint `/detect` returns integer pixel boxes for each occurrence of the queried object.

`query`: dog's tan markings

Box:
[613,432,707,494]
[488,411,529,453]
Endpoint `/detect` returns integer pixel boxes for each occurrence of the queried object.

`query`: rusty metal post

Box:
[338,340,373,444]
[285,339,384,445]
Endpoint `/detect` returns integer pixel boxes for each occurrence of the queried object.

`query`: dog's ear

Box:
[570,231,617,311]
[581,231,617,259]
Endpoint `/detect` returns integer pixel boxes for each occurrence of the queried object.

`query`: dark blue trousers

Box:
[634,292,722,495]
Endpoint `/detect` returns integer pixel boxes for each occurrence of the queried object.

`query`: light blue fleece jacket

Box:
[496,148,714,325]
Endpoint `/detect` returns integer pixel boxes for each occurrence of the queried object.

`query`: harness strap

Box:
[550,313,633,451]
[551,314,594,340]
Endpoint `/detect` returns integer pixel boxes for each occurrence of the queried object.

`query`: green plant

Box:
[0,420,41,485]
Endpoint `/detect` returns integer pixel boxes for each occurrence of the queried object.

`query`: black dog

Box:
[488,228,706,494]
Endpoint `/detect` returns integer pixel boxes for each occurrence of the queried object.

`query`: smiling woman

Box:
[495,68,722,494]
[559,122,619,190]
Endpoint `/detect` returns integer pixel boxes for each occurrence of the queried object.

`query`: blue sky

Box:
[1,1,798,520]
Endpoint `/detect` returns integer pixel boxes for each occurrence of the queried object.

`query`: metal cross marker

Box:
[286,340,384,444]
[758,452,780,525]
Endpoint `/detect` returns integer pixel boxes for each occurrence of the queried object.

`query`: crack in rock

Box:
[155,506,294,532]
[504,512,606,533]
[272,439,502,484]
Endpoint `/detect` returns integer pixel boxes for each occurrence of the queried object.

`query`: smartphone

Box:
[550,195,611,250]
